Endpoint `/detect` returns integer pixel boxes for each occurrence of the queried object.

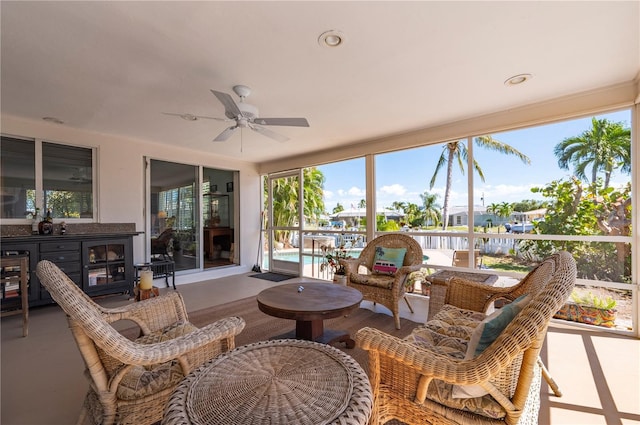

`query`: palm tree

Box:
[554,117,631,189]
[265,167,325,245]
[420,191,441,228]
[486,202,500,231]
[429,137,530,230]
[403,202,422,227]
[302,167,326,223]
[497,202,514,232]
[388,201,404,211]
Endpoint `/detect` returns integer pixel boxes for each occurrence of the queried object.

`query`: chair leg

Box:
[403,295,414,313]
[538,357,562,397]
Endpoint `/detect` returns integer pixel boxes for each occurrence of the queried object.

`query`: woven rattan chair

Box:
[36,260,245,425]
[452,249,482,269]
[340,233,425,330]
[356,251,576,425]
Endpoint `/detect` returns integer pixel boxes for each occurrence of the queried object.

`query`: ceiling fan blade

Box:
[211,90,242,119]
[253,117,310,127]
[162,112,227,122]
[249,123,289,142]
[213,126,238,142]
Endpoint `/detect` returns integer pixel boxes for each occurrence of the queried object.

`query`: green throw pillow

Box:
[452,294,531,399]
[468,293,531,357]
[372,247,407,275]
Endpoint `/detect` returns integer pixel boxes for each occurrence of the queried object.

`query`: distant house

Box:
[331,208,405,227]
[512,208,547,223]
[447,205,494,227]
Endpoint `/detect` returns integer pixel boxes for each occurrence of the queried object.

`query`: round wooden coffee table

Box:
[257,281,362,348]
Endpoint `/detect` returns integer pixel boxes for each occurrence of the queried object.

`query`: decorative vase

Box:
[38,220,53,235]
[334,274,347,285]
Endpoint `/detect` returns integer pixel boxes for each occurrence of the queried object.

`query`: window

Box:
[293,108,635,332]
[43,142,93,218]
[0,136,95,219]
[0,137,35,219]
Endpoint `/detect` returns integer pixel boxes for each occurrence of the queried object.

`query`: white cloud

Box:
[378,184,407,196]
[347,186,366,197]
[478,183,544,203]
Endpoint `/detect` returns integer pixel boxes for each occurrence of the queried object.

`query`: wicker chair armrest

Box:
[340,258,367,274]
[397,264,425,275]
[95,316,246,366]
[101,291,189,332]
[444,276,513,313]
[425,278,449,320]
[356,327,495,385]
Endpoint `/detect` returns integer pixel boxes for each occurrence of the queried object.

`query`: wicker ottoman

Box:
[162,339,372,425]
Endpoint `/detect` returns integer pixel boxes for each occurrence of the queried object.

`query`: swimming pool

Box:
[270,249,429,264]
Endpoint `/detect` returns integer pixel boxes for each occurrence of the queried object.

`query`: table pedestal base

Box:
[272,319,355,348]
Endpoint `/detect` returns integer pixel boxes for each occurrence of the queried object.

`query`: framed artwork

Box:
[211,184,218,192]
[226,182,234,192]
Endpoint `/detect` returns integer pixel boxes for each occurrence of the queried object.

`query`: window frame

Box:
[0,136,98,223]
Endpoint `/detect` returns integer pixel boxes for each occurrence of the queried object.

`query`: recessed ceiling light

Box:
[504,73,533,86]
[42,116,64,124]
[318,30,345,48]
[180,114,198,121]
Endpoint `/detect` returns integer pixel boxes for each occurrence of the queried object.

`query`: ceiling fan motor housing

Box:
[236,102,258,120]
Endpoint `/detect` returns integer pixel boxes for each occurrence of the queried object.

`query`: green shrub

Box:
[570,290,617,310]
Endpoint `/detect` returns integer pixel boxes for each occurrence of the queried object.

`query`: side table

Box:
[163,339,372,425]
[134,285,160,302]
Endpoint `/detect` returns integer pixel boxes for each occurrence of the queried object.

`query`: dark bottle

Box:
[38,209,54,235]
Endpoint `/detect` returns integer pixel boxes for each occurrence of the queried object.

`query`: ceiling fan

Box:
[164,85,309,142]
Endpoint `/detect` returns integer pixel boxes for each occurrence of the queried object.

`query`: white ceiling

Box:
[1,1,638,164]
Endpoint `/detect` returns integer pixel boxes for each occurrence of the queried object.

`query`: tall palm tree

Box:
[554,118,631,189]
[302,167,326,224]
[429,137,530,230]
[265,167,325,245]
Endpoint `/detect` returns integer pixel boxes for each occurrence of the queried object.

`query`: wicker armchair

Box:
[36,260,245,425]
[356,251,576,425]
[340,233,425,330]
[452,249,482,269]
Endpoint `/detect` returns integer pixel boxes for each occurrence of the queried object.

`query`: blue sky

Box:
[318,110,632,213]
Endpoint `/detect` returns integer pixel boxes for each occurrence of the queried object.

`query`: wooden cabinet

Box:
[203,227,233,260]
[82,238,133,297]
[1,234,136,307]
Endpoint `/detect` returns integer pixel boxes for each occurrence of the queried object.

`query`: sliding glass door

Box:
[266,171,302,275]
[148,159,199,272]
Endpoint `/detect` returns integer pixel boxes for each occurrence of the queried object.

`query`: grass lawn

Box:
[482,254,531,273]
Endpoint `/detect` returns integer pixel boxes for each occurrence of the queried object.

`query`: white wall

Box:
[1,114,262,283]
